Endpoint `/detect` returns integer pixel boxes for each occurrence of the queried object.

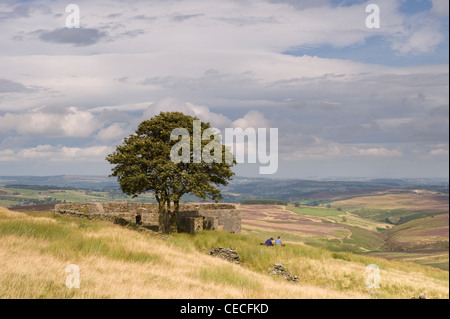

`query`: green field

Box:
[345,208,446,225]
[287,205,343,217]
[0,186,157,208]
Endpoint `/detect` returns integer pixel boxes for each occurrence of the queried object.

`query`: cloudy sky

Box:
[0,0,448,178]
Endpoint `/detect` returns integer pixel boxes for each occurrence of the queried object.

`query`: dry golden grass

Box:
[0,207,448,299]
[0,208,365,299]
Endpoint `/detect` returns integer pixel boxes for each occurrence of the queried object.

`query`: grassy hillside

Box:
[242,205,392,253]
[0,207,448,299]
[383,214,449,252]
[329,191,449,224]
[241,204,448,270]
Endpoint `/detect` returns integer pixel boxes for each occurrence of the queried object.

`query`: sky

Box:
[0,0,448,179]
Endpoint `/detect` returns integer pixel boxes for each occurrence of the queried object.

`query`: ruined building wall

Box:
[177,205,241,234]
[54,202,241,234]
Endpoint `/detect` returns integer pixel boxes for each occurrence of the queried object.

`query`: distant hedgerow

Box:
[240,199,287,205]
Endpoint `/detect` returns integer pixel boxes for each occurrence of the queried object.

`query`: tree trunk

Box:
[169,200,179,233]
[157,199,168,233]
[164,199,171,233]
[157,195,178,234]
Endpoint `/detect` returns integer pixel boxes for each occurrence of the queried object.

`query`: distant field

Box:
[0,200,19,208]
[330,191,448,212]
[326,213,392,232]
[367,250,449,271]
[287,206,343,217]
[383,214,449,252]
[241,201,448,270]
[0,186,157,209]
[10,204,56,212]
[329,191,449,224]
[241,205,390,253]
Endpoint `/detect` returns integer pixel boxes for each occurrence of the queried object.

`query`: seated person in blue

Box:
[275,236,282,245]
[265,237,274,246]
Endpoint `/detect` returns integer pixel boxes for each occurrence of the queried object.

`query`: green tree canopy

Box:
[106,111,236,233]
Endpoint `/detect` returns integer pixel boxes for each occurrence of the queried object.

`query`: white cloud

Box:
[0,149,15,161]
[431,0,449,17]
[18,144,55,159]
[0,0,445,57]
[143,98,232,128]
[96,123,130,141]
[358,147,403,157]
[375,118,412,129]
[143,99,275,132]
[59,145,112,161]
[6,144,113,162]
[280,135,404,161]
[232,110,271,129]
[0,0,447,177]
[0,106,100,137]
[390,22,444,55]
[429,149,449,156]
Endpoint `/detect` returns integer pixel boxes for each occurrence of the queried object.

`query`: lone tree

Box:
[106,111,236,233]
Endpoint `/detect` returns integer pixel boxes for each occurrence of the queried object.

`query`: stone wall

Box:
[54,202,241,234]
[177,205,241,234]
[54,202,159,225]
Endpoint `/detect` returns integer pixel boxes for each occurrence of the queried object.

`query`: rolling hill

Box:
[0,207,448,299]
[383,214,449,252]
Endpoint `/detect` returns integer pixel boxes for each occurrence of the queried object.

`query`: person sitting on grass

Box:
[275,236,282,245]
[264,237,274,247]
[275,236,285,247]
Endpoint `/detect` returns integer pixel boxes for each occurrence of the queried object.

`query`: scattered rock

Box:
[268,263,298,282]
[209,247,240,264]
[411,291,429,299]
[411,295,427,299]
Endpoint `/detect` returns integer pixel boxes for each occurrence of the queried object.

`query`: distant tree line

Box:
[288,199,333,207]
[0,195,27,202]
[20,198,65,205]
[4,185,76,191]
[0,195,65,205]
[241,199,287,205]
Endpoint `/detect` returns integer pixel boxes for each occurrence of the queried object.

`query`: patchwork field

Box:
[0,186,156,208]
[240,201,449,270]
[241,205,391,253]
[329,190,449,224]
[330,190,448,211]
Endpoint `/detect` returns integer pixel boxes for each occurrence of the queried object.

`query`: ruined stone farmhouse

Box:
[54,202,241,234]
